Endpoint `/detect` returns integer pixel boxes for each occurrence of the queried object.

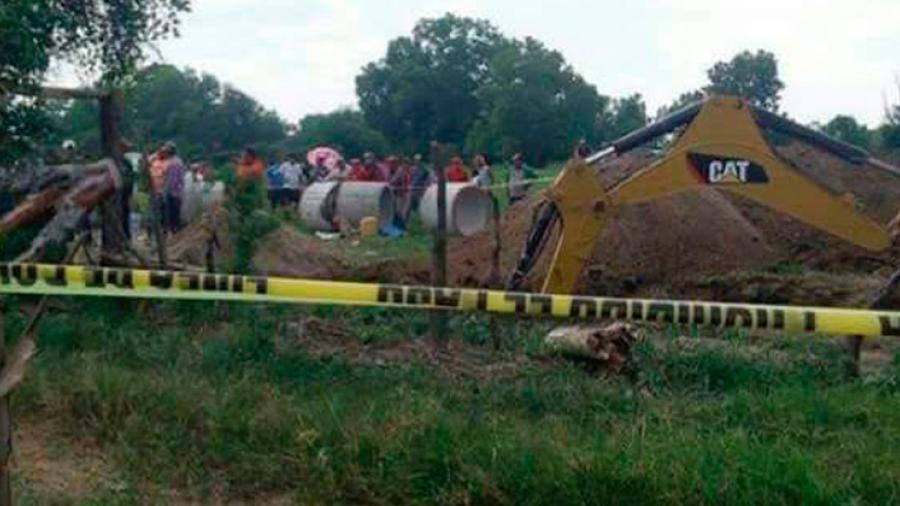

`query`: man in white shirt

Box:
[280,155,305,206]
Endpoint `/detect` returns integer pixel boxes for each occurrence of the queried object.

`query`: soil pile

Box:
[169,206,351,279]
[251,226,350,279]
[448,143,899,298]
[167,205,233,267]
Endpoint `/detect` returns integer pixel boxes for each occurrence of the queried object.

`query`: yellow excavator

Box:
[507,96,900,294]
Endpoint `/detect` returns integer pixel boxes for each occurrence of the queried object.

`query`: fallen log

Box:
[544,323,643,373]
[0,186,67,235]
[11,161,118,262]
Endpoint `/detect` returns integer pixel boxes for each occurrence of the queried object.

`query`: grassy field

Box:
[6,296,900,505]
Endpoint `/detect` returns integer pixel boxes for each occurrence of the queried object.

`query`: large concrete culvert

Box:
[299,182,394,231]
[420,183,492,236]
[299,182,341,231]
[335,182,394,228]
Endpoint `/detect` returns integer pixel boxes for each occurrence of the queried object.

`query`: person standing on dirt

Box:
[507,153,536,206]
[407,154,431,214]
[266,159,285,207]
[362,152,384,182]
[445,156,469,183]
[232,147,267,220]
[390,157,413,228]
[235,147,265,183]
[162,142,186,233]
[573,139,592,160]
[472,153,493,190]
[325,158,349,181]
[280,155,304,206]
[347,158,366,181]
[312,155,331,182]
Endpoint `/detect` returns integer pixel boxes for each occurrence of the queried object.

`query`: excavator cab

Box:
[508,96,899,294]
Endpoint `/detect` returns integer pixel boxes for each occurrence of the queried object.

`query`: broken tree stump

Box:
[545,323,643,373]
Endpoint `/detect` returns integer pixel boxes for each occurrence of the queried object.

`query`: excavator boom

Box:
[508,96,898,295]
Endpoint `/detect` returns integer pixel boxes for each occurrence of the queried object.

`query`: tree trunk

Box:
[99,91,126,261]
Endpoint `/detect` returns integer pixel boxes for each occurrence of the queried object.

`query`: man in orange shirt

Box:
[235,147,265,182]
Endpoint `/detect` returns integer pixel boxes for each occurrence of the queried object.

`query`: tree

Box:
[293,109,387,158]
[604,94,648,139]
[58,64,286,158]
[705,50,784,111]
[820,115,871,149]
[656,90,706,119]
[881,86,900,150]
[0,0,191,163]
[466,37,605,165]
[356,14,508,153]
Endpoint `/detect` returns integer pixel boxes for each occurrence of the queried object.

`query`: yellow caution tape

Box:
[0,263,897,338]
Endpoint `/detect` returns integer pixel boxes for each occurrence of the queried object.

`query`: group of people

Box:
[256,149,539,220]
[142,141,544,237]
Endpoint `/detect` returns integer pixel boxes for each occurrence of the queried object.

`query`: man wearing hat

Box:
[507,153,536,205]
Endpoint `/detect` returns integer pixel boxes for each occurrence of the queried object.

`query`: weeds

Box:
[7,299,900,504]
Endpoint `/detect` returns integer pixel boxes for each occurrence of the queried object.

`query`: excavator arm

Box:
[508,96,897,295]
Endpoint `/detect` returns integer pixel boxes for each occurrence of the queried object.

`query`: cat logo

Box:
[688,153,770,185]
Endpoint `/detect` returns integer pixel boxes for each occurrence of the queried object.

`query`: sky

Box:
[50,0,900,126]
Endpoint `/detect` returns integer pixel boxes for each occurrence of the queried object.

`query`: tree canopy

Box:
[0,0,190,163]
[356,13,654,165]
[705,50,784,111]
[59,64,286,158]
[356,14,506,154]
[466,37,604,164]
[292,109,387,159]
[820,115,871,149]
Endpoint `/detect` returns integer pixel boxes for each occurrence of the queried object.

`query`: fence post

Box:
[0,305,11,506]
[430,142,448,348]
[847,267,900,376]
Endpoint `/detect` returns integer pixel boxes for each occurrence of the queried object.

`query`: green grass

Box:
[5,297,900,504]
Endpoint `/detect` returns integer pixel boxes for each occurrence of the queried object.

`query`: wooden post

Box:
[0,305,11,506]
[847,268,900,376]
[430,142,448,348]
[489,193,502,350]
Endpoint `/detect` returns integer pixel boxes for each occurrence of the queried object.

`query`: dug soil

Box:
[447,143,900,306]
[168,142,898,308]
[168,206,431,284]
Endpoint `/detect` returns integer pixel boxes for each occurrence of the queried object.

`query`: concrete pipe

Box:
[336,182,394,228]
[299,182,341,231]
[420,183,492,236]
[181,180,225,224]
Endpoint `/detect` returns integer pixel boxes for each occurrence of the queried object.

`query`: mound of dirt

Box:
[168,205,233,267]
[774,143,900,223]
[168,205,351,279]
[251,226,350,279]
[590,188,776,282]
[448,143,899,296]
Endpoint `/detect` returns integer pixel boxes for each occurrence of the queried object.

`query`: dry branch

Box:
[7,160,119,262]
